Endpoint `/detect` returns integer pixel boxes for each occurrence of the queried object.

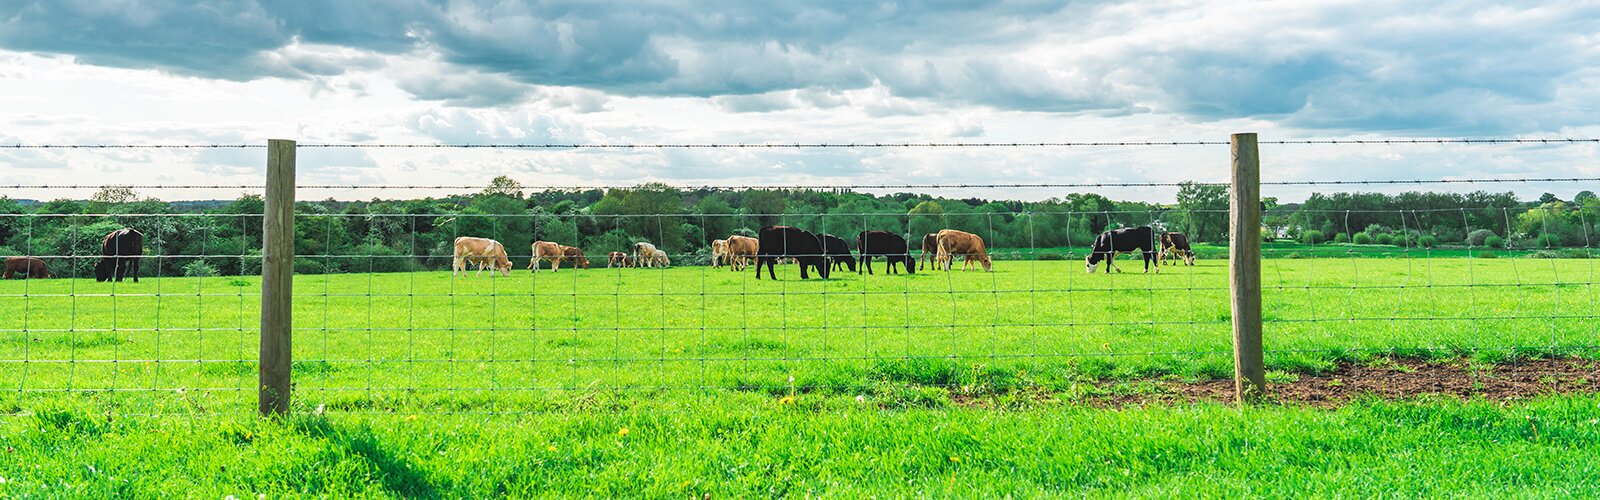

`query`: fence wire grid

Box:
[0,140,1596,415]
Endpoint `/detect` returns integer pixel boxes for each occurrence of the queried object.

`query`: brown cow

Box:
[645,248,669,268]
[2,257,51,279]
[935,229,992,272]
[561,245,591,269]
[530,240,573,272]
[606,251,634,268]
[726,235,758,271]
[710,239,730,268]
[453,237,512,277]
[918,233,938,271]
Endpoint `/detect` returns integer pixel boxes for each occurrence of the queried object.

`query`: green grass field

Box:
[1,253,1595,412]
[2,253,1597,496]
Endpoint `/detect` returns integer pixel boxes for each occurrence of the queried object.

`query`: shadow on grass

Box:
[291,416,442,498]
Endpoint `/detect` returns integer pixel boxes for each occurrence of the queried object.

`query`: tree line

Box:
[0,178,1591,277]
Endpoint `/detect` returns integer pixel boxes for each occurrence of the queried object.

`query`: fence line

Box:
[1,133,1597,416]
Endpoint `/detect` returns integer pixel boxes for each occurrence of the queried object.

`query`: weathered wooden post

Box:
[1230,132,1266,403]
[260,139,295,416]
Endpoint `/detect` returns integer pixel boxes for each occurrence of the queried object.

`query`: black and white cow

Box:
[1086,226,1159,274]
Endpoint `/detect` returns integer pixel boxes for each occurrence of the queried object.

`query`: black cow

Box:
[855,230,915,275]
[1086,226,1158,274]
[95,228,144,282]
[1159,232,1195,266]
[820,233,857,273]
[755,226,830,280]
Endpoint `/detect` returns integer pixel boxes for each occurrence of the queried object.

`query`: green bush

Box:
[1467,229,1497,247]
[1535,233,1564,248]
[1333,233,1349,244]
[1417,235,1437,248]
[1352,232,1374,245]
[1297,230,1324,245]
[181,260,219,277]
[1375,233,1395,245]
[1483,235,1505,249]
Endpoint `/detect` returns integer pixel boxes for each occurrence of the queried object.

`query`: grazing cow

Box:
[633,242,662,268]
[755,225,828,280]
[562,245,591,269]
[1086,226,1159,274]
[606,251,633,268]
[820,234,857,273]
[726,235,758,272]
[644,248,670,267]
[935,229,992,272]
[453,237,512,277]
[711,239,730,268]
[530,240,575,272]
[917,233,940,271]
[1159,232,1196,266]
[95,228,144,282]
[855,231,915,275]
[2,257,52,279]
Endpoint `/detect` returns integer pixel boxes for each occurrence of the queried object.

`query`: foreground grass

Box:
[2,394,1598,497]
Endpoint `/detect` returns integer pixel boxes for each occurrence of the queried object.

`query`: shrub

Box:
[1037,253,1065,261]
[1352,232,1374,245]
[1432,225,1466,243]
[1298,230,1324,245]
[1417,235,1437,248]
[1333,233,1350,244]
[1467,229,1497,247]
[182,260,220,277]
[1483,235,1505,249]
[1535,233,1564,248]
[1375,233,1395,245]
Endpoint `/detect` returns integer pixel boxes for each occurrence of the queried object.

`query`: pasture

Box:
[1,253,1594,413]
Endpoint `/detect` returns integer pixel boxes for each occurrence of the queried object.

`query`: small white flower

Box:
[225,496,239,500]
[855,395,865,402]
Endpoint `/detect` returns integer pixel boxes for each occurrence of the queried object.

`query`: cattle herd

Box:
[2,226,1198,282]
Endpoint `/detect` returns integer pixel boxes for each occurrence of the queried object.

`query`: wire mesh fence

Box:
[0,138,1596,415]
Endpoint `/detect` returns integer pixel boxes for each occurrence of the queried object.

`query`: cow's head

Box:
[94,258,114,282]
[1085,252,1105,273]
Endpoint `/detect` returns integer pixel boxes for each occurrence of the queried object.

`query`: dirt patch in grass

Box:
[1086,357,1600,408]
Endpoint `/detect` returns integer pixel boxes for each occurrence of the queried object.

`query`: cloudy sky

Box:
[1,0,1597,202]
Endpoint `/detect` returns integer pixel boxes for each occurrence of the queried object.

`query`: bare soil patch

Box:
[1091,357,1600,407]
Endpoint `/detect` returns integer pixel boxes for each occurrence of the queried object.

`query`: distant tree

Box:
[1174,182,1229,243]
[907,200,945,240]
[481,175,524,198]
[1539,192,1561,204]
[92,186,138,205]
[1575,190,1597,205]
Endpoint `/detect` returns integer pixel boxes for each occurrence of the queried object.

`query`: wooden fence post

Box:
[260,139,295,416]
[1230,132,1266,403]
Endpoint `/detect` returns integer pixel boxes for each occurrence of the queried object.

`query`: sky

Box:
[0,0,1597,203]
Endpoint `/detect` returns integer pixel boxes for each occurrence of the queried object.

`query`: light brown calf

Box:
[726,235,758,271]
[711,239,730,268]
[606,251,633,268]
[530,240,575,272]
